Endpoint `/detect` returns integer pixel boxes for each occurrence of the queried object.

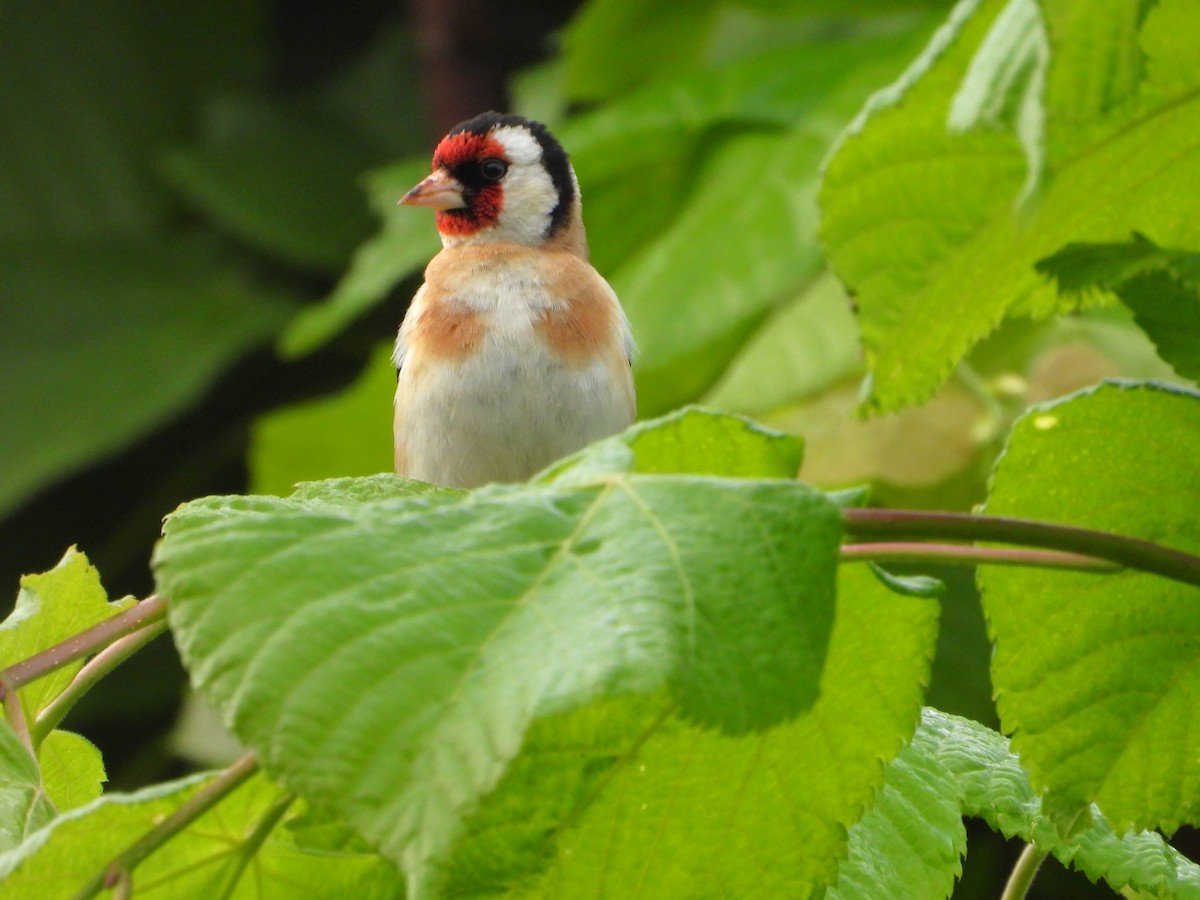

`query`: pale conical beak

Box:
[399,169,467,210]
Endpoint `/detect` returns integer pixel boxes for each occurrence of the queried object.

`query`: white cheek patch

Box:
[491,126,542,165]
[471,126,566,245]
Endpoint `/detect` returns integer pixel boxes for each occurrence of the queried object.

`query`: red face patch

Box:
[432,183,501,236]
[432,132,507,171]
[436,184,503,235]
[431,131,508,235]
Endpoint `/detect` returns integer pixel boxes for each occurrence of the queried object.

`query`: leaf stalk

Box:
[0,595,169,700]
[71,751,260,900]
[843,509,1200,587]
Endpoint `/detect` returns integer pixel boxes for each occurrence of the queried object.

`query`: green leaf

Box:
[0,721,54,853]
[279,157,439,357]
[286,473,461,507]
[563,26,934,186]
[37,731,105,814]
[0,239,292,516]
[1037,234,1200,381]
[917,709,1200,898]
[505,562,937,897]
[154,413,843,893]
[0,773,402,898]
[560,0,720,101]
[595,22,933,415]
[828,710,965,900]
[249,343,397,495]
[1035,231,1179,291]
[161,96,380,272]
[620,129,829,415]
[0,549,135,720]
[704,270,862,414]
[820,0,1200,412]
[1040,0,1144,163]
[981,381,1200,832]
[1117,270,1200,383]
[820,0,1029,414]
[0,0,260,240]
[543,406,804,484]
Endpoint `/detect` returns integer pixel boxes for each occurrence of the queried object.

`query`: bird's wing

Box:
[536,252,636,419]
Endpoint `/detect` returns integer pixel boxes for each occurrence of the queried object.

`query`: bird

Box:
[392,112,636,489]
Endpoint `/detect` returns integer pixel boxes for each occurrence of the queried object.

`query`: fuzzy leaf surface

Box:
[827,710,965,900]
[834,709,1200,898]
[938,709,1200,897]
[542,406,805,485]
[504,561,936,897]
[820,0,1200,412]
[981,381,1200,832]
[154,413,843,894]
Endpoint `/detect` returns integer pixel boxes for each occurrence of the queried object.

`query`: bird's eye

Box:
[479,158,508,182]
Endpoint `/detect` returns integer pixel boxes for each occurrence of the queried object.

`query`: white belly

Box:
[395,323,632,488]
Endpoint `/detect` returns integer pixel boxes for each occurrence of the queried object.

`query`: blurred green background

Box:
[0,0,1177,895]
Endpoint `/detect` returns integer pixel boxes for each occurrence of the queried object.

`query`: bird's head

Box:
[400,112,582,251]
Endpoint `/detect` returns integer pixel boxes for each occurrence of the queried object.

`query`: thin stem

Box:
[216,792,297,900]
[72,751,259,900]
[0,595,168,699]
[1001,842,1049,900]
[32,618,170,747]
[840,542,1122,573]
[843,508,1200,588]
[0,675,34,757]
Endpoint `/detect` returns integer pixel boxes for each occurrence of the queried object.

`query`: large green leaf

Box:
[154,413,843,895]
[0,549,135,721]
[508,561,936,897]
[820,0,1200,412]
[618,129,830,415]
[981,381,1200,832]
[938,708,1200,898]
[0,239,291,515]
[0,773,401,898]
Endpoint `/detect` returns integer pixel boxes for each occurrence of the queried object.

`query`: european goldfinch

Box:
[393,112,636,488]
